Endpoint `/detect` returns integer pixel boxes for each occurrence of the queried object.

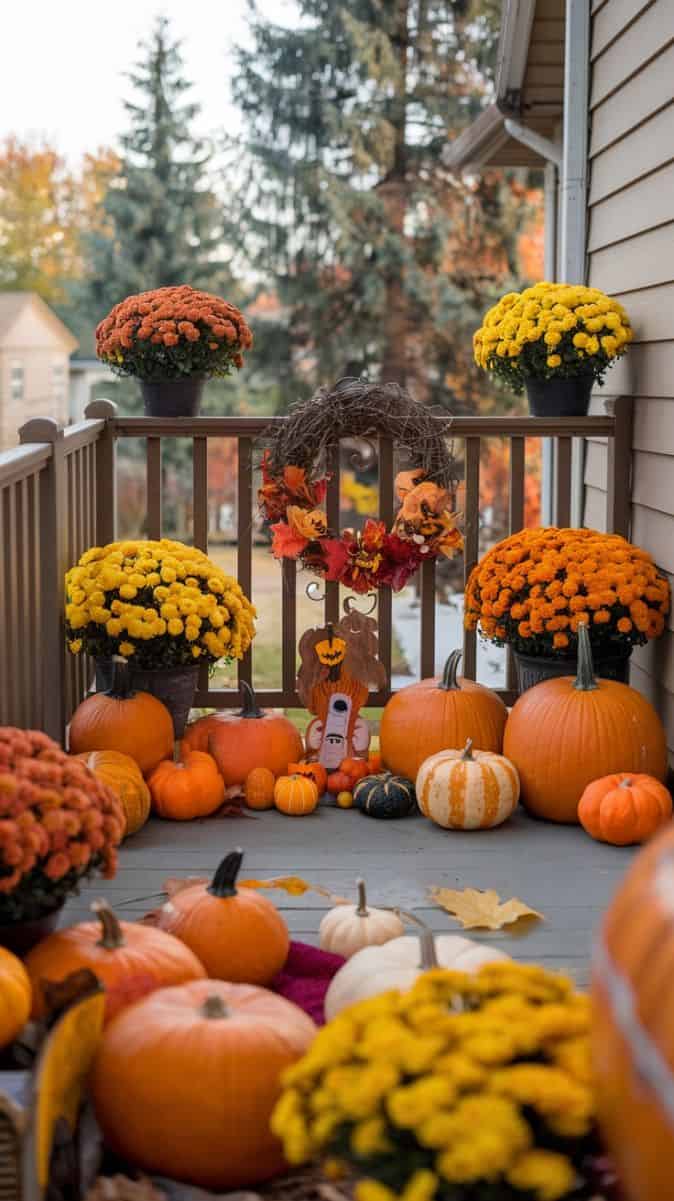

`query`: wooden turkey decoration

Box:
[297,601,387,770]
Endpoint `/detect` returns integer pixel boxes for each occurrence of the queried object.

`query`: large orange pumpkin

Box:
[379,649,507,780]
[69,657,174,775]
[0,946,31,1049]
[579,773,672,846]
[91,979,316,1190]
[147,750,225,820]
[182,682,303,786]
[25,901,206,1024]
[156,850,289,985]
[74,749,151,836]
[504,624,667,824]
[592,824,674,1201]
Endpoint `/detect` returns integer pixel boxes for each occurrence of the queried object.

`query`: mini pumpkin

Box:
[339,757,369,785]
[578,773,672,846]
[274,774,319,816]
[182,682,303,786]
[327,770,353,795]
[353,772,416,819]
[74,749,151,836]
[69,657,174,775]
[417,739,519,830]
[319,879,405,958]
[244,767,276,810]
[0,946,31,1049]
[288,761,328,796]
[147,750,225,820]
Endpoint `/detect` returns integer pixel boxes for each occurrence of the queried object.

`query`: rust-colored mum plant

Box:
[0,728,125,922]
[95,285,253,382]
[465,527,670,658]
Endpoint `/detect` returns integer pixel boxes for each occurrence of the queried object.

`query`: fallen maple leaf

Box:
[241,876,349,903]
[429,886,543,931]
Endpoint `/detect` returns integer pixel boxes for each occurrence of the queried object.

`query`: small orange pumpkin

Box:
[74,749,151,836]
[244,767,276,810]
[288,761,328,796]
[339,758,369,785]
[147,750,225,820]
[0,946,31,1049]
[579,773,672,846]
[274,774,318,816]
[327,770,352,795]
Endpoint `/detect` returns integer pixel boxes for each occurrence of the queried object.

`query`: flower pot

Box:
[0,903,63,954]
[95,661,199,738]
[141,376,205,418]
[514,645,632,694]
[525,375,594,417]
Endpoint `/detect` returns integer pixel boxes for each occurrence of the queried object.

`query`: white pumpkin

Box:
[319,879,405,959]
[416,738,519,830]
[324,928,510,1020]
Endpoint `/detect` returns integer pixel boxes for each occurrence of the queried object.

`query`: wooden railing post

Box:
[19,418,67,741]
[606,395,633,537]
[85,399,117,544]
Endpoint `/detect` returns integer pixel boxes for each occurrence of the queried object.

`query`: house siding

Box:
[583,1,674,758]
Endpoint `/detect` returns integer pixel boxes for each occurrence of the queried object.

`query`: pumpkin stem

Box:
[573,624,599,692]
[238,681,264,719]
[201,995,231,1020]
[438,650,462,692]
[418,928,439,970]
[91,899,125,949]
[619,777,634,790]
[208,849,244,898]
[461,738,474,761]
[107,655,135,701]
[355,878,369,917]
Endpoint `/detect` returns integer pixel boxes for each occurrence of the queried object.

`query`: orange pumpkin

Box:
[380,649,507,780]
[592,824,674,1201]
[327,770,352,795]
[339,757,369,785]
[91,979,316,1190]
[74,749,151,836]
[244,767,276,810]
[274,774,318,816]
[0,946,31,1049]
[156,850,289,985]
[578,773,672,846]
[288,761,328,796]
[69,657,174,775]
[147,750,225,820]
[504,625,668,824]
[25,901,206,1024]
[182,682,303,786]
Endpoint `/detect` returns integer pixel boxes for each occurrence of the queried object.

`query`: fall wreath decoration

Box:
[259,378,463,593]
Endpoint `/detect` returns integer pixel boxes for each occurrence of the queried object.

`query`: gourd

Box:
[504,624,667,823]
[25,900,206,1024]
[416,739,519,830]
[147,750,225,820]
[91,979,317,1191]
[324,928,510,1020]
[579,773,672,846]
[288,761,328,796]
[244,767,276,810]
[274,774,319,816]
[353,772,417,819]
[592,824,674,1201]
[74,749,151,836]
[69,657,174,775]
[156,849,289,985]
[182,682,303,786]
[0,946,31,1049]
[319,879,405,958]
[380,649,507,779]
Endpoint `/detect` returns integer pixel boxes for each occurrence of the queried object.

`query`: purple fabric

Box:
[271,940,346,1025]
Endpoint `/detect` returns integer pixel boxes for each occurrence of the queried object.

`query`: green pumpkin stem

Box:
[438,650,462,692]
[208,849,244,898]
[238,681,264,719]
[108,656,135,701]
[201,995,231,1019]
[418,928,439,971]
[461,739,474,761]
[573,624,599,692]
[92,899,125,949]
[356,878,369,917]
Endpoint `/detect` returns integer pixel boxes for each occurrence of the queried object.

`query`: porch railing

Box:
[0,396,633,741]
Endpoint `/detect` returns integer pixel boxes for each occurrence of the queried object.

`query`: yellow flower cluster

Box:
[271,962,595,1201]
[65,539,256,669]
[473,283,633,393]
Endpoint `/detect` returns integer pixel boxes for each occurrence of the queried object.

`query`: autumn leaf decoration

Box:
[429,886,543,931]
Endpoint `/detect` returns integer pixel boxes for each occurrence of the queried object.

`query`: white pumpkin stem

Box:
[619,777,634,790]
[461,739,474,761]
[418,928,439,970]
[201,995,231,1019]
[356,878,369,917]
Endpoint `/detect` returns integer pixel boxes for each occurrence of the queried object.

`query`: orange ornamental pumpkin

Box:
[147,750,225,820]
[182,682,303,786]
[417,739,520,830]
[504,624,667,824]
[379,649,507,780]
[592,824,674,1201]
[74,749,151,836]
[244,767,276,810]
[274,774,319,816]
[578,773,672,846]
[91,979,316,1191]
[157,850,289,985]
[69,657,174,776]
[339,758,369,786]
[25,901,206,1024]
[288,761,328,796]
[0,946,31,1049]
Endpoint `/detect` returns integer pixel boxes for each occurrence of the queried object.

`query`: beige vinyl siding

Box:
[584,2,674,758]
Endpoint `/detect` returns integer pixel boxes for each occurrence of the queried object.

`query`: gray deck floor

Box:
[61,806,636,988]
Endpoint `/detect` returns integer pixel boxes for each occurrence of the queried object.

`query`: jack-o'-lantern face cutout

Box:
[315,636,347,667]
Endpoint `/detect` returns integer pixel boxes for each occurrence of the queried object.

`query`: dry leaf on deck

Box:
[241,876,349,903]
[429,886,543,931]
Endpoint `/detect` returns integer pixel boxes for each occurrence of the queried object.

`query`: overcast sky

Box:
[0,0,297,162]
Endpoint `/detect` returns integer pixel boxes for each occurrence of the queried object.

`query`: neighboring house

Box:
[446,0,674,758]
[0,293,78,450]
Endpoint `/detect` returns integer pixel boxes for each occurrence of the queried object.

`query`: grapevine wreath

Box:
[258,378,463,594]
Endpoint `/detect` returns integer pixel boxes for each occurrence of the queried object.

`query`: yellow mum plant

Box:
[271,962,600,1201]
[473,283,633,393]
[65,539,256,669]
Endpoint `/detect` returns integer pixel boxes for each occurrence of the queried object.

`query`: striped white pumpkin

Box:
[417,738,519,830]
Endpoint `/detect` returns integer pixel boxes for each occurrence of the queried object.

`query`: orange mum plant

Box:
[465,527,670,658]
[96,285,253,382]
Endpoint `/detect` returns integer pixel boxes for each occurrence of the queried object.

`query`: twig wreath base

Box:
[258,378,463,594]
